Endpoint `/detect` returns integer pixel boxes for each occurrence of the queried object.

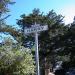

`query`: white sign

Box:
[24,25,48,34]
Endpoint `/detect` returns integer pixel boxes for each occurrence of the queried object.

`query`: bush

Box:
[0,39,35,75]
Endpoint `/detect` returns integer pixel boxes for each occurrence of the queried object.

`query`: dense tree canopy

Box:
[0,0,21,40]
[0,1,35,75]
[0,1,75,74]
[17,9,68,74]
[59,19,75,69]
[0,38,35,75]
[17,8,75,74]
[0,0,15,14]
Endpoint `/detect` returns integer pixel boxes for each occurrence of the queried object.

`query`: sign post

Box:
[35,32,40,75]
[24,23,48,75]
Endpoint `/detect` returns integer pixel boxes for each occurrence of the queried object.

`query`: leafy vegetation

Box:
[17,8,75,74]
[0,0,75,74]
[0,1,35,75]
[0,38,35,75]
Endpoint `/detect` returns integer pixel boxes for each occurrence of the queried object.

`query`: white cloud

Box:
[60,6,75,24]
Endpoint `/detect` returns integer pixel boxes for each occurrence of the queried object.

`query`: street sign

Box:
[24,23,48,75]
[24,25,48,34]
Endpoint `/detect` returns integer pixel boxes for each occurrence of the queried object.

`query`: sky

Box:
[6,0,75,26]
[0,32,17,43]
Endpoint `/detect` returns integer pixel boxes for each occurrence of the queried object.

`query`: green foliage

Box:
[60,21,75,63]
[17,8,66,71]
[0,0,16,37]
[0,39,35,75]
[0,0,15,14]
[0,1,35,75]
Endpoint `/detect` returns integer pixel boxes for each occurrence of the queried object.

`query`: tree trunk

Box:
[45,68,50,75]
[45,57,52,75]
